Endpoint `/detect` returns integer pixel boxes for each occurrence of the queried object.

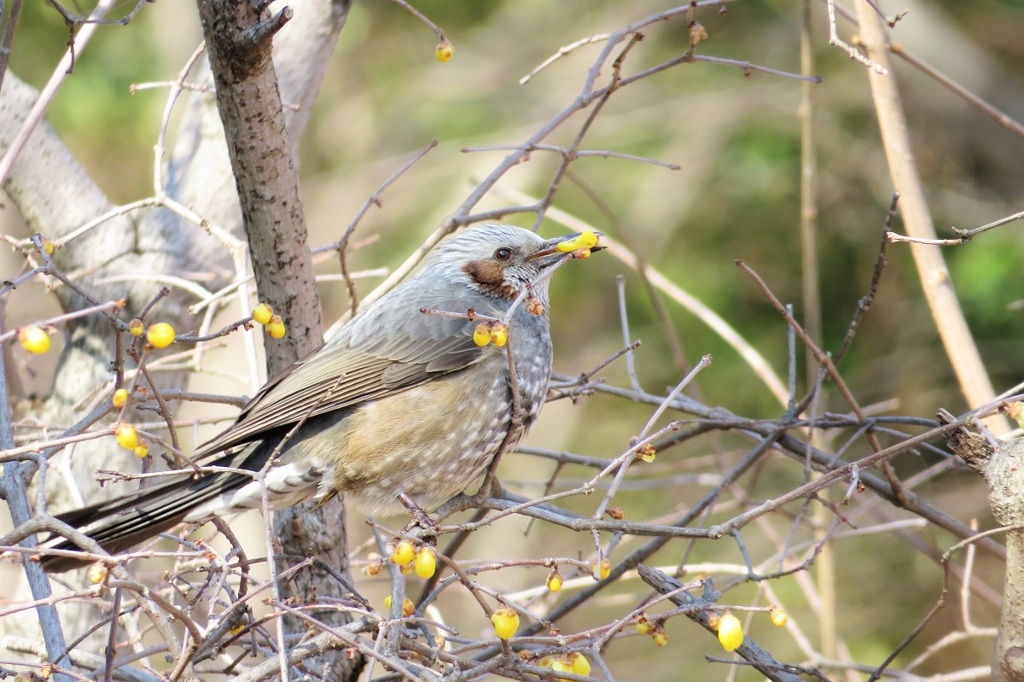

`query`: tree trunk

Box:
[1,0,350,673]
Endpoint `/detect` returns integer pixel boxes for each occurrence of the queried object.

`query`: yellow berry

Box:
[707,611,721,631]
[365,559,384,576]
[489,324,508,348]
[266,315,286,339]
[689,21,709,46]
[42,238,55,255]
[146,322,176,349]
[473,323,491,347]
[569,652,591,677]
[551,659,572,680]
[86,562,108,584]
[556,230,599,252]
[415,547,437,579]
[1008,402,1024,431]
[636,619,654,636]
[390,540,415,566]
[546,570,563,593]
[490,607,520,640]
[652,630,669,647]
[435,41,454,62]
[252,303,273,325]
[17,326,51,354]
[770,606,788,627]
[383,596,415,617]
[133,442,149,458]
[129,318,144,337]
[717,612,744,652]
[115,423,138,450]
[591,558,611,580]
[112,388,129,408]
[637,443,656,463]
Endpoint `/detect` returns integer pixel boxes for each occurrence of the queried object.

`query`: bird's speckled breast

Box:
[306,325,552,516]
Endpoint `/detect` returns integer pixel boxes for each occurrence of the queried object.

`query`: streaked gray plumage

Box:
[42,224,595,572]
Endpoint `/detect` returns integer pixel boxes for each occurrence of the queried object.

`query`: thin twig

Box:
[833,193,897,364]
[336,140,438,317]
[0,0,119,188]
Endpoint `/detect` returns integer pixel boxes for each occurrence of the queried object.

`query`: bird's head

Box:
[425,223,601,302]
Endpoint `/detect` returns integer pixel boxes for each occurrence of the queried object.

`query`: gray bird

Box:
[41,224,598,572]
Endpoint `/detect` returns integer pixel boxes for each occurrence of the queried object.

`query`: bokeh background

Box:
[4,0,1024,679]
[10,0,1024,416]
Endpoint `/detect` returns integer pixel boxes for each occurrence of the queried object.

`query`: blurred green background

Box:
[6,0,1024,679]
[13,0,1024,418]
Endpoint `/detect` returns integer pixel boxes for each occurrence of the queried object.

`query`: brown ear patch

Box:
[464,260,518,300]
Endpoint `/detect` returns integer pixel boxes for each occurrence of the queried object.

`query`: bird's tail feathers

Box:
[39,447,263,573]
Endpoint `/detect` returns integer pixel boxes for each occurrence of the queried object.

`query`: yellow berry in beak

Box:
[555,230,599,253]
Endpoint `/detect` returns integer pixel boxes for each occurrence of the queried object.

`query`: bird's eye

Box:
[494,247,513,261]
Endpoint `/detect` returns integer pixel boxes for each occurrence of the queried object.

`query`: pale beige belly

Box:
[309,371,514,516]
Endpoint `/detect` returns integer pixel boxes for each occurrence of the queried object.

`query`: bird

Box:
[40,224,599,572]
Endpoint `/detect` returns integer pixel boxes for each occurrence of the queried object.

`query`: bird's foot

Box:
[398,493,439,543]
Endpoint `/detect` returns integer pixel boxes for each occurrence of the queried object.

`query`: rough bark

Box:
[196,0,323,376]
[984,438,1024,682]
[1,0,350,673]
[941,411,1024,682]
[196,0,356,679]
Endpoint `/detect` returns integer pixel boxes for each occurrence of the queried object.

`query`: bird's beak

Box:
[529,230,605,266]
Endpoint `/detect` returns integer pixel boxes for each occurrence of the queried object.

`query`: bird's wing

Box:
[195,296,491,459]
